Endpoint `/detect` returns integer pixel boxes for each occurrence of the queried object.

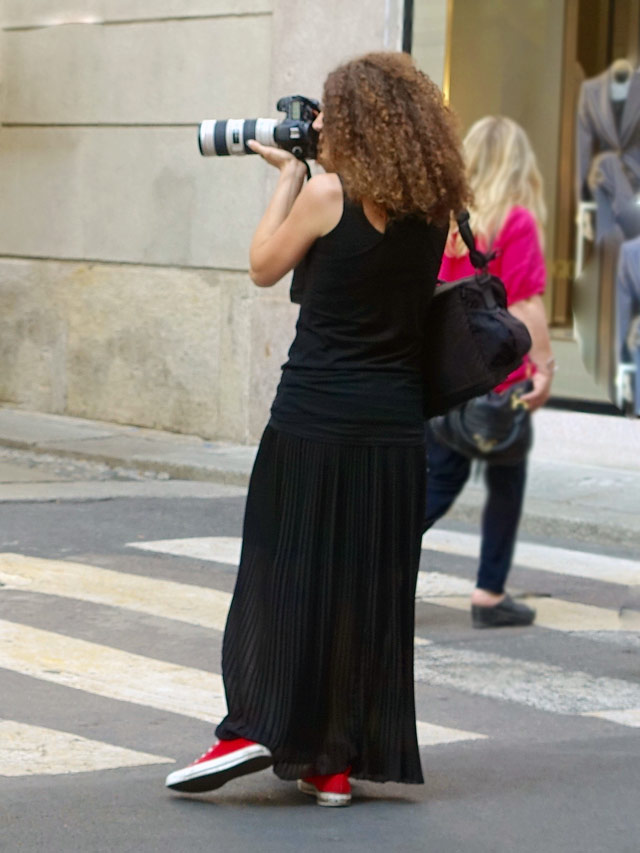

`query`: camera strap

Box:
[293,151,312,181]
[456,210,498,270]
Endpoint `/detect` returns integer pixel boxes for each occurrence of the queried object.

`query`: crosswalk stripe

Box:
[130,537,476,597]
[0,619,228,722]
[415,572,475,597]
[128,536,242,563]
[131,533,640,588]
[415,721,486,746]
[581,709,640,727]
[128,537,634,633]
[0,720,173,776]
[422,529,640,587]
[0,553,449,642]
[423,594,625,632]
[0,552,232,632]
[0,619,480,748]
[413,644,640,718]
[2,552,636,735]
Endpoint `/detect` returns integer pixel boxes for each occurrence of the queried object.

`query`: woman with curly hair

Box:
[166,51,468,805]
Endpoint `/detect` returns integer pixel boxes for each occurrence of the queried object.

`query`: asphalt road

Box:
[0,449,638,853]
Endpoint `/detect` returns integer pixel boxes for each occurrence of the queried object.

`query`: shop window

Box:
[412,0,640,411]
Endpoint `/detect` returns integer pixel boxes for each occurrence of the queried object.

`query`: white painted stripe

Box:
[0,553,231,632]
[0,553,440,646]
[422,529,640,587]
[0,720,173,776]
[5,613,637,736]
[424,594,626,633]
[415,720,486,746]
[126,538,633,633]
[3,554,637,743]
[130,537,474,598]
[0,620,478,748]
[128,536,242,564]
[582,709,640,727]
[132,533,640,588]
[0,619,227,722]
[414,644,640,717]
[416,572,475,598]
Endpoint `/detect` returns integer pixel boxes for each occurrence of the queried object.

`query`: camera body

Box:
[198,95,320,160]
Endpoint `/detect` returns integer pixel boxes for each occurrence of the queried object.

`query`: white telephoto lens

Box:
[198,117,279,156]
[225,119,248,155]
[198,120,217,156]
[255,118,278,146]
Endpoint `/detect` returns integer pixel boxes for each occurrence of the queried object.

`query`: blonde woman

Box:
[424,116,555,629]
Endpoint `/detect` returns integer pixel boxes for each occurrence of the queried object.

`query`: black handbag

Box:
[423,212,532,418]
[429,379,533,465]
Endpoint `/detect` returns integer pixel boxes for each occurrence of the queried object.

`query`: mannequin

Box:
[616,236,640,415]
[610,58,633,96]
[576,57,640,240]
[610,58,633,134]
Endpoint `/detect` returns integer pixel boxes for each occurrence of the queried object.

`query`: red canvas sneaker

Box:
[165,738,272,793]
[297,767,352,807]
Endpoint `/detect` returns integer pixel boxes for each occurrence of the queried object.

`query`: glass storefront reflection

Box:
[576,53,640,414]
[411,0,640,414]
[578,59,640,243]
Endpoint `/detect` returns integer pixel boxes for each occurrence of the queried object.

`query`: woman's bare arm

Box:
[508,294,555,411]
[247,142,343,287]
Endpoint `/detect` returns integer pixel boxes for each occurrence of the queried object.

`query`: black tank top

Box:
[269,191,446,444]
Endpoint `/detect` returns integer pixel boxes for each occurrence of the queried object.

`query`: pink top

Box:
[438,206,546,392]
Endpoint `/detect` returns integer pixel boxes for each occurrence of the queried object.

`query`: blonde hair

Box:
[447,116,546,257]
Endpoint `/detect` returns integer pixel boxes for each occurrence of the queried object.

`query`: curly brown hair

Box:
[320,52,469,224]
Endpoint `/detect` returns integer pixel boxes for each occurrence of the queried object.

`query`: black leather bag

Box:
[423,212,532,418]
[429,379,533,465]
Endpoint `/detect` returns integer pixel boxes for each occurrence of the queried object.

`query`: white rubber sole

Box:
[166,744,272,793]
[297,778,352,807]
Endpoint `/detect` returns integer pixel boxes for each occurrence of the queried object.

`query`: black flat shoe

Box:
[471,594,536,629]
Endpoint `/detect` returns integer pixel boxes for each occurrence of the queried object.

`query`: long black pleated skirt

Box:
[216,425,426,784]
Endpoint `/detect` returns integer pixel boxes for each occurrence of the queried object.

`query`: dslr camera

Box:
[198,95,320,161]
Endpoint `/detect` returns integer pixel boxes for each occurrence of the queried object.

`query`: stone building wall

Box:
[0,0,405,441]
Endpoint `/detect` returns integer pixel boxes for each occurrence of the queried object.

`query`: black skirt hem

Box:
[218,425,427,786]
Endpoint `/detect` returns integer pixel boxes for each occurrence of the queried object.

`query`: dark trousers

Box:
[423,426,528,595]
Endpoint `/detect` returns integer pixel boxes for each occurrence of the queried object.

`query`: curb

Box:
[0,438,253,488]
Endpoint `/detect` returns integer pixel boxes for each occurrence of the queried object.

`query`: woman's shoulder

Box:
[304,171,343,203]
[497,205,539,240]
[296,172,344,237]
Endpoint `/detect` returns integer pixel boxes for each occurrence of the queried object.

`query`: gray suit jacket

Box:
[616,235,640,358]
[576,67,640,201]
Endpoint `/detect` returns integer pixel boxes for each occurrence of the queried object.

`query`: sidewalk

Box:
[0,404,638,549]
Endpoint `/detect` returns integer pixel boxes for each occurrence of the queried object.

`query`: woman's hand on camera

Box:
[247,140,306,175]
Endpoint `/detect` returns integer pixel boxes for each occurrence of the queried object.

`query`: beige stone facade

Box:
[0,0,409,441]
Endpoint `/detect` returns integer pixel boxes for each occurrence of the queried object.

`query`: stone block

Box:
[1,0,271,28]
[269,0,403,106]
[0,259,67,411]
[62,263,219,436]
[0,258,258,440]
[212,272,253,441]
[3,15,272,124]
[248,294,298,440]
[0,127,265,268]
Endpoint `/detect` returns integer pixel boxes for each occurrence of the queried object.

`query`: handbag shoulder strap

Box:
[455,211,498,272]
